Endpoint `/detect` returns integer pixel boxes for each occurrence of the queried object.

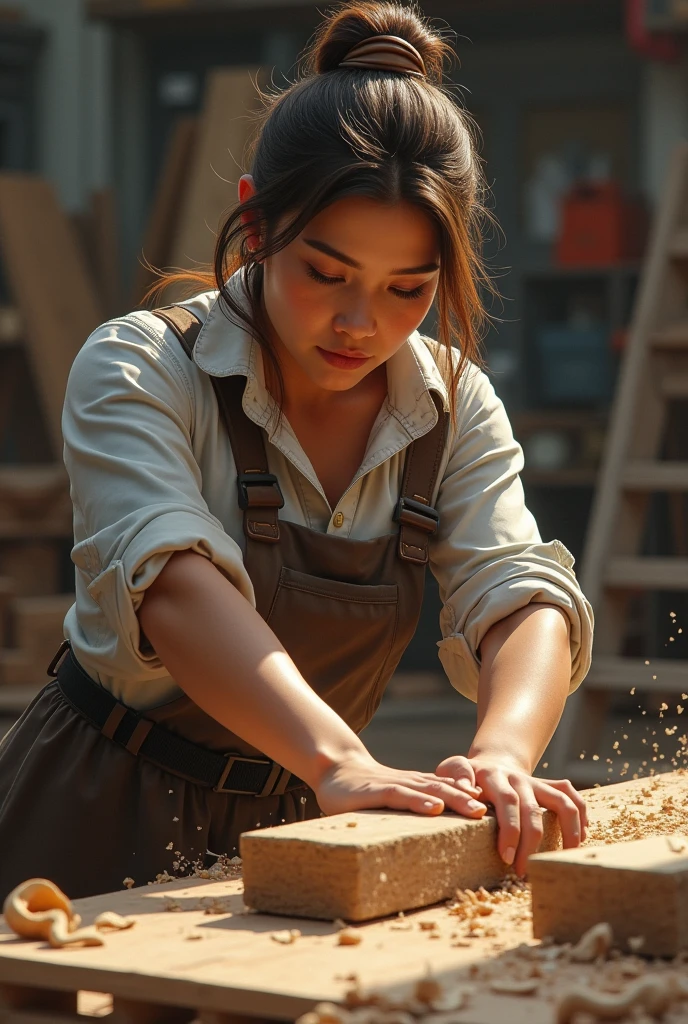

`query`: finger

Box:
[511,779,545,876]
[532,783,582,849]
[481,774,521,866]
[413,777,487,818]
[435,756,478,791]
[549,779,588,838]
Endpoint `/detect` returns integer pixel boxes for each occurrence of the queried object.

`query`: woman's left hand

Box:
[435,752,588,877]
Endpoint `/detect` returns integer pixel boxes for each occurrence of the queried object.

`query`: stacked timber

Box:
[0,176,104,704]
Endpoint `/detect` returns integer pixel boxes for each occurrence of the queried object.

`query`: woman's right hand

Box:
[313,749,488,819]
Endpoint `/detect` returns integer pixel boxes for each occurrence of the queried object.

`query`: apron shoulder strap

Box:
[153,304,203,357]
[395,392,449,566]
[152,304,283,544]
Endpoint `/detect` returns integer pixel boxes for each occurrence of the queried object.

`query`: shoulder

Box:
[69,291,219,392]
[66,290,219,418]
[414,334,500,436]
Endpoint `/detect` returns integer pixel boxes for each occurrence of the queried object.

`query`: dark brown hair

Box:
[150,1,495,415]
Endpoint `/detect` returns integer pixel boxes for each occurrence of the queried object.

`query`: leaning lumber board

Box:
[168,69,262,279]
[0,175,103,455]
[131,115,198,307]
[241,809,561,922]
[529,834,688,957]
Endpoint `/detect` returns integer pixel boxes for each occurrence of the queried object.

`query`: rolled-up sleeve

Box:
[431,366,594,702]
[63,316,254,668]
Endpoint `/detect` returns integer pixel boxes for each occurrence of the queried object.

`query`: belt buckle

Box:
[47,640,71,678]
[214,755,283,797]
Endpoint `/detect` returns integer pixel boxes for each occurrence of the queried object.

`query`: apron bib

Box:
[0,304,448,899]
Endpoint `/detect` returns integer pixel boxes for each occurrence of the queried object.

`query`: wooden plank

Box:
[132,116,198,308]
[530,834,688,956]
[583,655,688,690]
[0,542,62,597]
[0,307,23,347]
[0,175,104,456]
[621,460,688,490]
[169,69,262,280]
[0,773,684,1024]
[661,373,688,398]
[652,321,688,349]
[670,225,688,259]
[241,809,561,922]
[10,594,73,678]
[90,188,122,319]
[604,556,688,589]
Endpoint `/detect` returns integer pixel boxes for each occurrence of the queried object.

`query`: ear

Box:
[238,174,261,251]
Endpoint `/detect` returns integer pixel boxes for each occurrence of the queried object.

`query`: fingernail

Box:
[467,799,485,811]
[503,846,516,865]
[423,800,439,809]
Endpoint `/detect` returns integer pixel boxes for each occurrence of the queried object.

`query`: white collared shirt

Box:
[62,284,593,711]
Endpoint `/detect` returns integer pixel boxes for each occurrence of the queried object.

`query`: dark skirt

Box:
[0,682,321,901]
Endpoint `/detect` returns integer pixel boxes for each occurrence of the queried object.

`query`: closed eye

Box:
[306,264,428,301]
[306,264,343,286]
[391,284,427,300]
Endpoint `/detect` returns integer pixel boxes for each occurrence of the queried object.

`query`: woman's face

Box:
[239,176,440,394]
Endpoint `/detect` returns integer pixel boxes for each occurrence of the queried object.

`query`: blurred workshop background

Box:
[0,0,687,782]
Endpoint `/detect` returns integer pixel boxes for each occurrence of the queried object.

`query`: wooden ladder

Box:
[552,141,688,784]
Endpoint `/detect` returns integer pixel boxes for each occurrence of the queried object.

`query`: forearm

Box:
[469,604,571,772]
[138,550,366,789]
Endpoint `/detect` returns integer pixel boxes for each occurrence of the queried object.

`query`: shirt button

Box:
[333,512,344,528]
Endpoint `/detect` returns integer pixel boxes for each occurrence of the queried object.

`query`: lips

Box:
[317,347,372,370]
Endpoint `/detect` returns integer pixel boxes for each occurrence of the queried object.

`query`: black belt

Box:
[48,641,306,798]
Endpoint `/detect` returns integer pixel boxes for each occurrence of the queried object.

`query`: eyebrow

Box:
[303,238,439,276]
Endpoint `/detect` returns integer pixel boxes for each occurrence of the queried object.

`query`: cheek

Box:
[381,297,434,345]
[265,262,331,332]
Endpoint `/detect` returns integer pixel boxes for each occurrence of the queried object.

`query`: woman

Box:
[0,1,593,900]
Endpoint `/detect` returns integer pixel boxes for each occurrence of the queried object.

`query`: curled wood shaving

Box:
[337,928,363,946]
[271,928,301,944]
[92,911,135,931]
[3,879,134,949]
[556,975,687,1024]
[570,922,613,962]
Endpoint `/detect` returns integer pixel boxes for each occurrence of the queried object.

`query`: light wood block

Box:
[530,834,688,957]
[241,809,561,922]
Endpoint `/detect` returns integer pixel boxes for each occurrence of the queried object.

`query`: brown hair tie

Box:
[338,34,427,78]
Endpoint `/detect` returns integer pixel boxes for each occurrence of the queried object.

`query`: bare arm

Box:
[436,605,588,874]
[138,550,487,818]
[472,604,572,770]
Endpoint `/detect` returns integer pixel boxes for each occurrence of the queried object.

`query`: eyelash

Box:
[305,263,426,301]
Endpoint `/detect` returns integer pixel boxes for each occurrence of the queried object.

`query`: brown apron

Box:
[0,305,448,900]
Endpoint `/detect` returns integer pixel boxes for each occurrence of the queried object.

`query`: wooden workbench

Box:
[0,771,686,1024]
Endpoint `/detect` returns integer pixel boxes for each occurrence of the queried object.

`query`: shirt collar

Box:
[191,271,449,441]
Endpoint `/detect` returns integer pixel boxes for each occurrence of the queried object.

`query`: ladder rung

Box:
[671,226,688,258]
[661,374,688,398]
[605,557,688,590]
[622,460,688,490]
[652,322,688,349]
[584,656,688,690]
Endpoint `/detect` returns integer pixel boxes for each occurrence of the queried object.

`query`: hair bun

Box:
[309,1,451,85]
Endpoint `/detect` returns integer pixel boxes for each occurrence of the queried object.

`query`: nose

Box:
[333,300,376,341]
